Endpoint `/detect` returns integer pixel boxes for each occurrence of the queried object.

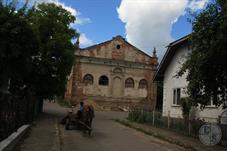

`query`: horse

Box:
[80,105,95,135]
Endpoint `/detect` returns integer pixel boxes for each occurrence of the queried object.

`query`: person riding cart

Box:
[77,101,84,120]
[61,101,94,135]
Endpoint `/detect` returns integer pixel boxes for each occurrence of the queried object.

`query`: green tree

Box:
[0,2,79,112]
[26,3,78,101]
[0,2,38,93]
[178,0,227,108]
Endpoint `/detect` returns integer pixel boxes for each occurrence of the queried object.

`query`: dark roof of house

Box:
[154,34,190,81]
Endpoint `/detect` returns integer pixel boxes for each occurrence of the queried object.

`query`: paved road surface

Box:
[17,102,187,151]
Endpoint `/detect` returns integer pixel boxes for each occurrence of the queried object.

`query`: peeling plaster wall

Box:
[66,36,158,109]
[80,62,151,98]
[81,63,111,97]
[78,36,154,65]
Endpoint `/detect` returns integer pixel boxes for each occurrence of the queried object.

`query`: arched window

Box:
[125,78,134,88]
[83,74,93,85]
[139,79,148,89]
[99,75,109,86]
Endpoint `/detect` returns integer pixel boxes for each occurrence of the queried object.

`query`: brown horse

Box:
[81,105,95,135]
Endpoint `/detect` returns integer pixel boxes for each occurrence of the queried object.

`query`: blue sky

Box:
[67,0,125,43]
[23,0,208,59]
[67,0,192,44]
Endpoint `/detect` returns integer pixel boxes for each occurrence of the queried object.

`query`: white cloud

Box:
[75,17,91,25]
[79,33,93,46]
[117,0,208,60]
[20,0,90,25]
[188,0,208,11]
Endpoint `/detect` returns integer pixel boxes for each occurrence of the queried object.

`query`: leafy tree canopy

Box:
[0,1,79,101]
[178,0,227,109]
[26,3,78,100]
[0,2,38,92]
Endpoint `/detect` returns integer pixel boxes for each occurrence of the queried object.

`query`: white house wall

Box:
[162,44,224,122]
[163,45,188,118]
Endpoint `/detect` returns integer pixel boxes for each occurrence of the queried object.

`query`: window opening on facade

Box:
[125,78,134,88]
[99,75,109,86]
[139,79,148,89]
[83,74,94,85]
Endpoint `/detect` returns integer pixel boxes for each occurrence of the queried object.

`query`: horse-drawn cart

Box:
[61,105,94,136]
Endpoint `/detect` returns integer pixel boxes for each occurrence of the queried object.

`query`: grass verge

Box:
[115,119,197,151]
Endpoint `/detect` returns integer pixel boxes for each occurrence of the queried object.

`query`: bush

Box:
[128,108,153,123]
[180,97,192,120]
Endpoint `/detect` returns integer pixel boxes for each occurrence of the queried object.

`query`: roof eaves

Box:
[169,34,190,47]
[154,34,190,81]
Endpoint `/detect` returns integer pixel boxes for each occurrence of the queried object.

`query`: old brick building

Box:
[65,35,158,110]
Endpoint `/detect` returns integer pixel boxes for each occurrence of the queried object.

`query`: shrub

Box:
[180,97,192,120]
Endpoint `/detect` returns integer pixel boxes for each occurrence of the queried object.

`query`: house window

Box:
[173,88,181,105]
[99,75,109,86]
[83,74,93,85]
[125,78,134,88]
[139,79,148,89]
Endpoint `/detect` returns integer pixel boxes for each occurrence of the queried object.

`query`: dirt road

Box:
[17,102,187,151]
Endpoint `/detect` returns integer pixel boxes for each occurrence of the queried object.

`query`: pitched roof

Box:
[80,35,154,59]
[154,34,190,81]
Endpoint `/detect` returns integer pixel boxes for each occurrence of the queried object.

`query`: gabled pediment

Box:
[75,35,157,65]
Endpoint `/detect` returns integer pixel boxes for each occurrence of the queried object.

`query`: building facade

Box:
[154,35,224,122]
[65,35,158,110]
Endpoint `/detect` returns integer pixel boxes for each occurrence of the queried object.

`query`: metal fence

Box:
[0,92,37,141]
[128,108,227,140]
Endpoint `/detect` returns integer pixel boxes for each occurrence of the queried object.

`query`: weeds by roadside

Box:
[115,119,197,151]
[127,108,204,137]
